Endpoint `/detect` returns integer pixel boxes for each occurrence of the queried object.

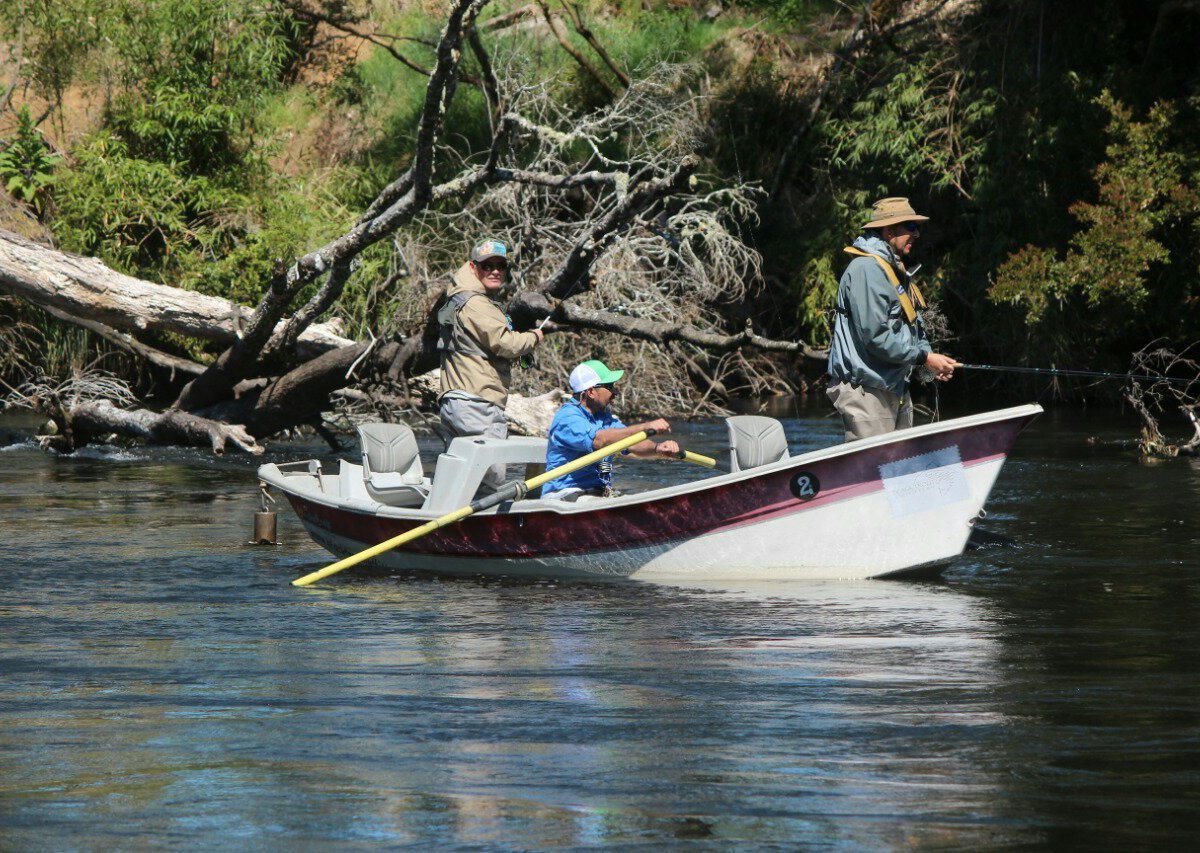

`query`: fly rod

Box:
[958,363,1199,387]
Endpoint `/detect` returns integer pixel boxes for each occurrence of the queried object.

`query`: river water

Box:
[1,405,1197,848]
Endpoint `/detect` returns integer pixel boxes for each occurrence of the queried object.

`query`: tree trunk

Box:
[46,399,263,455]
[0,230,353,353]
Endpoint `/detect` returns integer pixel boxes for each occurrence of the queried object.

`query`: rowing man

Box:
[541,360,680,501]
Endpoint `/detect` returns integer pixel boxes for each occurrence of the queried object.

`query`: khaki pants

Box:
[827,382,912,442]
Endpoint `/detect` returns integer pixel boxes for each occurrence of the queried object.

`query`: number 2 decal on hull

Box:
[790,472,820,501]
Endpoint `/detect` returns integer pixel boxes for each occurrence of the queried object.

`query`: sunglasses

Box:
[900,222,921,234]
[596,382,616,391]
[478,261,508,272]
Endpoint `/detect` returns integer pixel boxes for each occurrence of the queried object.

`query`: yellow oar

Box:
[291,430,653,587]
[671,449,731,473]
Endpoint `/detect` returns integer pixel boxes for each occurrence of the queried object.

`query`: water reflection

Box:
[1,409,1199,847]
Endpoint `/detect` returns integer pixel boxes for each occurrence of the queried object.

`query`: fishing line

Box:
[959,363,1199,387]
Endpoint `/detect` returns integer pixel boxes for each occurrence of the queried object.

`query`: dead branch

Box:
[556,0,630,89]
[172,0,490,413]
[0,229,351,352]
[4,4,824,451]
[279,0,435,78]
[533,0,619,98]
[49,399,263,455]
[38,304,206,378]
[529,298,824,359]
[1121,341,1200,458]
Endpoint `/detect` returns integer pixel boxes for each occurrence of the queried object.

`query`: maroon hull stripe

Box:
[290,415,1029,560]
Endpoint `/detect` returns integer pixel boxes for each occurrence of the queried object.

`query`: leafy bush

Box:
[102,0,293,174]
[0,107,61,217]
[989,94,1200,364]
[52,133,225,271]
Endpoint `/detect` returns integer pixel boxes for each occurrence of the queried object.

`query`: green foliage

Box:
[0,298,113,385]
[0,107,61,216]
[735,0,841,27]
[52,133,222,270]
[9,0,1199,402]
[174,175,360,307]
[755,0,1200,383]
[356,3,729,179]
[31,0,325,308]
[0,0,105,108]
[597,8,715,70]
[102,0,293,174]
[826,57,997,200]
[989,94,1200,353]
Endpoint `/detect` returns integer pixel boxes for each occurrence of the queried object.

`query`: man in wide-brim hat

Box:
[825,196,959,442]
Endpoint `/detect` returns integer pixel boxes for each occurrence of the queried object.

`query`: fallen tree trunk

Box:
[43,399,264,455]
[0,230,353,353]
[1,1,824,454]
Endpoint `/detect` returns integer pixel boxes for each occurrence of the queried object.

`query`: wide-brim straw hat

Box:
[864,197,930,229]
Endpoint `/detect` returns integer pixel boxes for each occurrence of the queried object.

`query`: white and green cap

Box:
[569,359,624,393]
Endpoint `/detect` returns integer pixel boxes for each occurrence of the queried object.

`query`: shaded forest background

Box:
[2,0,1199,420]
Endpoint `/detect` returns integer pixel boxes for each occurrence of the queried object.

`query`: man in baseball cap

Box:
[541,359,681,500]
[437,238,544,491]
[826,196,959,441]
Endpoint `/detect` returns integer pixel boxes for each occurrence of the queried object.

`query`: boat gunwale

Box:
[257,404,1043,520]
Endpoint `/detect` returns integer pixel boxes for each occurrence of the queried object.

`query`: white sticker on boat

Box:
[878,446,969,518]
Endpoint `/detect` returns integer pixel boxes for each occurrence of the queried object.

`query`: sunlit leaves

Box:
[990,94,1200,331]
[827,58,997,200]
[0,107,61,216]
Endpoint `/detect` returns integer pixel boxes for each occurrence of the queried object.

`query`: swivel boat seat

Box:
[356,422,430,507]
[725,415,790,472]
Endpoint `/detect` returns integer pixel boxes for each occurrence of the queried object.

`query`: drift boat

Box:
[257,404,1041,583]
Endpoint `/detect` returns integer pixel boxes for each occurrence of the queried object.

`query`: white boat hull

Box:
[259,406,1040,583]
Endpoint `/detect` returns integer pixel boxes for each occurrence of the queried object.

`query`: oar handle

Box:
[672,449,731,473]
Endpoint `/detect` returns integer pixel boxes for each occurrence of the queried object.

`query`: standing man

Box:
[826,196,959,442]
[541,359,681,501]
[438,239,544,490]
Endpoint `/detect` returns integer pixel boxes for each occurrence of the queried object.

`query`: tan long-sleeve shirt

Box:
[438,264,540,407]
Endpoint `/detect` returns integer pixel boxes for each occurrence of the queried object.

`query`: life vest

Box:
[436,291,491,359]
[843,246,927,325]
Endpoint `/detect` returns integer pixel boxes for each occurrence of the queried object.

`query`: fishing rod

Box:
[518,261,591,365]
[958,363,1199,387]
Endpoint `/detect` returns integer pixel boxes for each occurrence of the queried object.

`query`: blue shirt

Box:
[542,398,625,493]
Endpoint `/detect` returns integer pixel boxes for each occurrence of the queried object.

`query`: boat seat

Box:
[357,422,429,507]
[726,415,790,472]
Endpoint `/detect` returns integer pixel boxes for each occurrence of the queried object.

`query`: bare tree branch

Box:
[556,0,630,88]
[173,0,491,412]
[542,300,825,359]
[533,0,618,98]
